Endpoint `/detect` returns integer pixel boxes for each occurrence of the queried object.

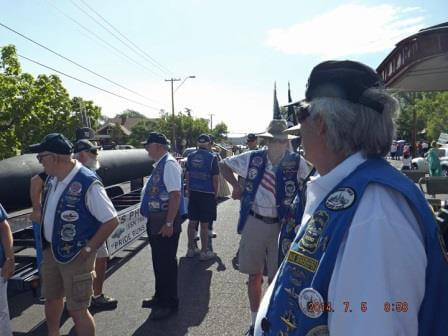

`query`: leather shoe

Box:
[149,306,177,321]
[142,297,159,309]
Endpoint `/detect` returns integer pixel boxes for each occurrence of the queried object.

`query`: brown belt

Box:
[249,210,279,224]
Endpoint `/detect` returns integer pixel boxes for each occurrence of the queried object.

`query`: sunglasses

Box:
[293,103,311,123]
[36,153,54,162]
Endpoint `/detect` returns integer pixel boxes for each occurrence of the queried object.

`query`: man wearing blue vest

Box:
[220,96,308,335]
[0,203,14,336]
[30,133,119,336]
[140,132,184,320]
[255,60,448,336]
[74,139,118,310]
[185,134,219,260]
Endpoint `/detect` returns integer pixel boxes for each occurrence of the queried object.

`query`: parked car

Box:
[411,145,448,175]
[177,147,196,171]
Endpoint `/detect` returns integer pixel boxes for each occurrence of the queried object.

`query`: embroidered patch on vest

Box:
[325,187,356,210]
[191,154,204,168]
[298,211,329,254]
[60,223,76,242]
[151,174,160,184]
[61,210,79,222]
[281,238,292,256]
[298,288,324,318]
[68,182,82,195]
[287,250,319,272]
[247,167,258,180]
[252,156,263,167]
[285,180,296,197]
[245,181,253,193]
[305,325,329,336]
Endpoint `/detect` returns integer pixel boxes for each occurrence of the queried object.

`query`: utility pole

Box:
[209,113,215,130]
[165,78,181,152]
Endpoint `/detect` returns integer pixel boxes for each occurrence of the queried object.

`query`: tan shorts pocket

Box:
[72,271,94,303]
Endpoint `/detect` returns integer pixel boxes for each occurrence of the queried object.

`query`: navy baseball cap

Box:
[29,133,73,154]
[74,139,100,153]
[247,133,257,142]
[304,60,384,113]
[197,134,211,144]
[141,132,169,145]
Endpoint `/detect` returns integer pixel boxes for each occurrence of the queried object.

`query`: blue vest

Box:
[278,191,305,265]
[140,155,187,217]
[187,148,215,193]
[0,203,7,268]
[42,166,102,264]
[261,158,448,335]
[238,150,301,234]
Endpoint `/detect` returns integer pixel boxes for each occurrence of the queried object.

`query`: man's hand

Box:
[231,184,242,200]
[79,246,94,260]
[1,259,15,280]
[159,225,174,238]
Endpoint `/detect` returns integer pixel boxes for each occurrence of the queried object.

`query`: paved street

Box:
[9,198,254,336]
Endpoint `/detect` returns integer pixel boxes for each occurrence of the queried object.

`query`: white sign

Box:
[106,204,147,256]
[438,132,448,144]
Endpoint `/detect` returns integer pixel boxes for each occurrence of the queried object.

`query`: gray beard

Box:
[85,159,100,171]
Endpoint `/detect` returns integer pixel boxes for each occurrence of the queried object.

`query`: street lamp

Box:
[165,75,196,153]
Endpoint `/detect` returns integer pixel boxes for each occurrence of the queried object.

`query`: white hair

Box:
[309,88,398,157]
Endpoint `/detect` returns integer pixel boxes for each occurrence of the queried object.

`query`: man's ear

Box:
[314,115,327,136]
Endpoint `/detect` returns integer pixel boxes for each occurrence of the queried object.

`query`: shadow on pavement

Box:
[132,256,214,336]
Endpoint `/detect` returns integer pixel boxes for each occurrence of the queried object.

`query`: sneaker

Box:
[199,250,216,261]
[91,294,118,309]
[186,247,200,258]
[194,230,200,241]
[245,326,254,335]
[208,230,217,238]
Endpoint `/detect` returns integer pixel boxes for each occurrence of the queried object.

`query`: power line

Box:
[77,0,174,76]
[18,54,161,111]
[0,21,162,106]
[44,0,165,80]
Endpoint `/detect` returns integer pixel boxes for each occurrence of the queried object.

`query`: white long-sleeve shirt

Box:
[255,152,426,336]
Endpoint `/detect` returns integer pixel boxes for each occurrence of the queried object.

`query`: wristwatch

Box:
[84,246,92,253]
[166,222,173,228]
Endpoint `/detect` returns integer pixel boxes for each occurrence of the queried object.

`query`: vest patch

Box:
[252,156,263,167]
[61,210,79,222]
[287,250,319,272]
[248,167,258,180]
[68,181,82,195]
[60,223,76,241]
[298,288,324,318]
[191,154,204,168]
[299,211,329,254]
[305,325,329,336]
[280,310,298,332]
[325,187,355,210]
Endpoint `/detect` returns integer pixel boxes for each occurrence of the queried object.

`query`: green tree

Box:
[0,44,102,159]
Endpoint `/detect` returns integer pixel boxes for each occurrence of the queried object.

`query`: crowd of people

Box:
[1,59,448,336]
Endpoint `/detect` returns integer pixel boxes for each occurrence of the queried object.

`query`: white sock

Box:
[251,311,257,326]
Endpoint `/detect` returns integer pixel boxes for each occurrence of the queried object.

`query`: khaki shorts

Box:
[41,248,96,311]
[238,214,280,280]
[96,242,109,258]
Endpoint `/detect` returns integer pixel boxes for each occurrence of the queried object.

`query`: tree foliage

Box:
[127,111,228,150]
[395,92,448,142]
[0,45,102,159]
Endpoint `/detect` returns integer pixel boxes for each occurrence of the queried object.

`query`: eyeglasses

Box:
[36,153,53,162]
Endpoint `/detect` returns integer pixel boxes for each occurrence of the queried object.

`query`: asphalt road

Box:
[9,197,254,336]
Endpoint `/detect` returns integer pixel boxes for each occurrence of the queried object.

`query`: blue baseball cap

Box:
[197,134,211,144]
[141,132,169,145]
[29,133,73,154]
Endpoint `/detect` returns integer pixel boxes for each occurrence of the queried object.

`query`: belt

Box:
[249,210,279,224]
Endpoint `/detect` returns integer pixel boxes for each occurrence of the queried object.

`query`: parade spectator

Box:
[220,116,307,335]
[390,141,397,160]
[30,133,119,336]
[74,139,118,309]
[428,141,442,176]
[140,132,185,320]
[246,133,258,151]
[30,173,47,271]
[255,60,448,336]
[402,153,412,170]
[0,203,14,336]
[185,134,219,260]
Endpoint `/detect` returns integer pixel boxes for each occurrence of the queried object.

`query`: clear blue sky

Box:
[1,0,447,134]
